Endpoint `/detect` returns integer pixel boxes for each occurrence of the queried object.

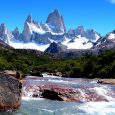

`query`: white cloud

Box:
[110,0,115,4]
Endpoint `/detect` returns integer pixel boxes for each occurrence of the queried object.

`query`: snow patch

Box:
[63,36,93,49]
[108,33,115,41]
[28,22,46,34]
[9,41,50,51]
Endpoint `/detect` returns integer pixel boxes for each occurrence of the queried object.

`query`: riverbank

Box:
[97,79,115,85]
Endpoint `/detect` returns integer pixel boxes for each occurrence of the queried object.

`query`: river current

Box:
[1,75,115,115]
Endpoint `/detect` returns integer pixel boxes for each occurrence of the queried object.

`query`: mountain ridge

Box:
[0,9,114,52]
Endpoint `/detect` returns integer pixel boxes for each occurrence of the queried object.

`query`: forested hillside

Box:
[0,49,114,78]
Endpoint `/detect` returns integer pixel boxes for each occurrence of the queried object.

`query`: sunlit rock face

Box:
[0,23,13,44]
[12,27,20,40]
[46,9,66,33]
[0,73,22,111]
[94,30,115,49]
[22,15,33,42]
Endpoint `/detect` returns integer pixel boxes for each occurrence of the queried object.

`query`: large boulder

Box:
[0,73,22,111]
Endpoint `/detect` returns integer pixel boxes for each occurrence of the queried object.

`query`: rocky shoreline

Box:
[97,79,115,85]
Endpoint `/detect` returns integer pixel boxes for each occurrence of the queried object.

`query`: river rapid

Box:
[1,76,115,115]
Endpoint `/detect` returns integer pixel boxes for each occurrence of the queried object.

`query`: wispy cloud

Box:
[109,0,115,4]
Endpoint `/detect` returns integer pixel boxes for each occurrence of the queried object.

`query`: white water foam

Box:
[22,97,44,101]
[42,73,62,78]
[48,79,65,83]
[92,85,115,101]
[79,102,115,115]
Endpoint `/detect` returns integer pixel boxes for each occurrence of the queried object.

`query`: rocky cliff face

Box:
[22,15,33,42]
[12,27,20,41]
[46,9,66,33]
[0,73,22,111]
[94,30,115,49]
[67,26,100,42]
[0,23,13,44]
[45,42,67,53]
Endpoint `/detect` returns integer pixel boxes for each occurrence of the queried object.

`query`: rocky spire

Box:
[22,15,33,42]
[12,27,20,40]
[0,23,13,43]
[0,23,7,35]
[61,16,66,32]
[46,9,66,33]
[26,14,32,23]
[86,29,100,42]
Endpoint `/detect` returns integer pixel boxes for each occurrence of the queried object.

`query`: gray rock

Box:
[46,9,66,33]
[0,23,13,44]
[12,27,20,40]
[94,30,115,49]
[45,42,67,53]
[0,73,22,111]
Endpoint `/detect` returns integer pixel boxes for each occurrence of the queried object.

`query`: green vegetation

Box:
[0,48,115,78]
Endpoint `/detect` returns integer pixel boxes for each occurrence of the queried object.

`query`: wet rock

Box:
[22,77,113,102]
[42,90,63,101]
[0,73,22,111]
[40,84,77,101]
[23,83,78,102]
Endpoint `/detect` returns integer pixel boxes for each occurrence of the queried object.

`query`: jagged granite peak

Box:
[0,23,13,44]
[0,23,6,35]
[94,30,115,49]
[45,42,67,53]
[76,26,84,32]
[22,14,47,42]
[46,9,66,33]
[68,26,84,34]
[74,26,85,36]
[22,15,33,42]
[26,14,32,23]
[86,29,100,42]
[68,26,100,42]
[53,9,60,17]
[61,15,66,32]
[12,27,20,40]
[22,23,32,42]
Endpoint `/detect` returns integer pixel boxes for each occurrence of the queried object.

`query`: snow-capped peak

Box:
[107,33,115,42]
[0,10,105,52]
[0,23,13,44]
[46,9,66,33]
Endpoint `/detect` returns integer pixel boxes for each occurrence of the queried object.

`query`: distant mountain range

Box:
[0,9,115,53]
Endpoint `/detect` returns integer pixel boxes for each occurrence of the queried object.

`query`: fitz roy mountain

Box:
[0,9,115,53]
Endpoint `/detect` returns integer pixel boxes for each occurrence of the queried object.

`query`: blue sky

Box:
[0,0,115,35]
